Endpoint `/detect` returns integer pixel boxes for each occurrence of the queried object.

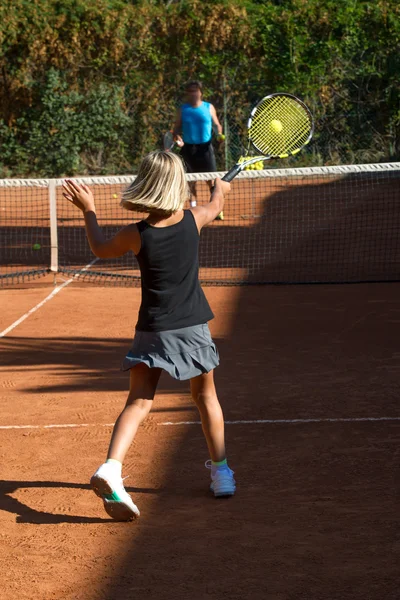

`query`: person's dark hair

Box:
[185,80,203,92]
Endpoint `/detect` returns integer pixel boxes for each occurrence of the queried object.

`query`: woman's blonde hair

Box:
[121,151,188,215]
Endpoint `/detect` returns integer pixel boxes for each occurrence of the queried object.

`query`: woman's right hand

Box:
[213,178,231,196]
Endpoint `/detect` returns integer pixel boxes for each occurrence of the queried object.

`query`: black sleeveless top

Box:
[135,210,214,332]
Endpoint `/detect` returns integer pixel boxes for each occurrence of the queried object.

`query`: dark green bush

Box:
[0,0,399,176]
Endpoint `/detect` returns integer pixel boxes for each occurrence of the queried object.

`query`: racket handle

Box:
[222,164,242,183]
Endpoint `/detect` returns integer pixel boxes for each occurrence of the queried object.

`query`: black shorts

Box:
[181,141,217,173]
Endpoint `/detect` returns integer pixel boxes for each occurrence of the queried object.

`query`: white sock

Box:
[106,458,122,477]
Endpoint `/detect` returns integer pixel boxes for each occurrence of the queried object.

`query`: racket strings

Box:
[249,95,312,157]
[163,131,174,151]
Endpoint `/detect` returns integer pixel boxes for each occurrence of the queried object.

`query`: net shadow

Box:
[0,336,188,394]
[94,173,400,599]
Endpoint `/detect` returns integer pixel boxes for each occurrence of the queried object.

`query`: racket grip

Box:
[222,164,242,183]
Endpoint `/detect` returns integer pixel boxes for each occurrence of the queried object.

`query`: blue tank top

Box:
[181,102,212,144]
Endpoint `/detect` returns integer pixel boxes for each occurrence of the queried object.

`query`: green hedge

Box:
[0,0,399,176]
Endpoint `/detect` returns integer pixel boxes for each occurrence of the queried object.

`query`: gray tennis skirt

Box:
[122,323,219,381]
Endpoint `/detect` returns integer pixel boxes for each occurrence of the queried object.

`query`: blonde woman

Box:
[62,151,235,521]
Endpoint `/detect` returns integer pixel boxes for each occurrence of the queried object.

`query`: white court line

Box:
[0,423,114,430]
[160,417,400,425]
[0,259,98,338]
[1,416,399,430]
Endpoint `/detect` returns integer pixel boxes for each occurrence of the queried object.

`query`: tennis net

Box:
[1,163,400,287]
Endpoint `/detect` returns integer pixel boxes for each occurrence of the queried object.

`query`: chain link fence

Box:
[138,98,322,173]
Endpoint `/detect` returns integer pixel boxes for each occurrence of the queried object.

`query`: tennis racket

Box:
[222,93,314,182]
[163,131,184,152]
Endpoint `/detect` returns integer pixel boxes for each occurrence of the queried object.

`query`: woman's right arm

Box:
[191,179,231,231]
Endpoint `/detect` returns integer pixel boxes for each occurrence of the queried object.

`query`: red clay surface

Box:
[1,282,399,599]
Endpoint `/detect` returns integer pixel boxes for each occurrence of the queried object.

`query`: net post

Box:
[49,179,58,275]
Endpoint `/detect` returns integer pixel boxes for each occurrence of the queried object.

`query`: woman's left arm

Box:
[63,180,140,258]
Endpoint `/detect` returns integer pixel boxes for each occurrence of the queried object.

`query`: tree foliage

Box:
[0,0,399,176]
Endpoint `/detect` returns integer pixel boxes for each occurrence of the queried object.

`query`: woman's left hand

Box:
[63,180,96,213]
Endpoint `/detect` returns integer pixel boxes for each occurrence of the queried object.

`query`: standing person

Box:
[62,151,235,522]
[173,80,225,219]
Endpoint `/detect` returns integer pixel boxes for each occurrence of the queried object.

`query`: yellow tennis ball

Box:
[32,243,41,250]
[112,193,118,198]
[269,119,283,133]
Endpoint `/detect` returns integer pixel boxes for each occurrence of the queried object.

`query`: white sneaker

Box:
[90,463,140,521]
[205,460,236,497]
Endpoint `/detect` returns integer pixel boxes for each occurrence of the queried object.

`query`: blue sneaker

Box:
[205,460,236,497]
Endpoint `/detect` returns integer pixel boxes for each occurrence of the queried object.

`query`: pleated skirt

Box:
[122,323,219,381]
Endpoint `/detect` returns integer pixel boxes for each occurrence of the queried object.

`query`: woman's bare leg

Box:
[190,370,226,462]
[107,363,162,464]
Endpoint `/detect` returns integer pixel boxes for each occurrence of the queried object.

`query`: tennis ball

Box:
[269,119,283,133]
[32,243,41,250]
[112,193,118,198]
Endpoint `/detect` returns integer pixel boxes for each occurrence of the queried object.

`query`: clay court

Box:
[1,169,400,599]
